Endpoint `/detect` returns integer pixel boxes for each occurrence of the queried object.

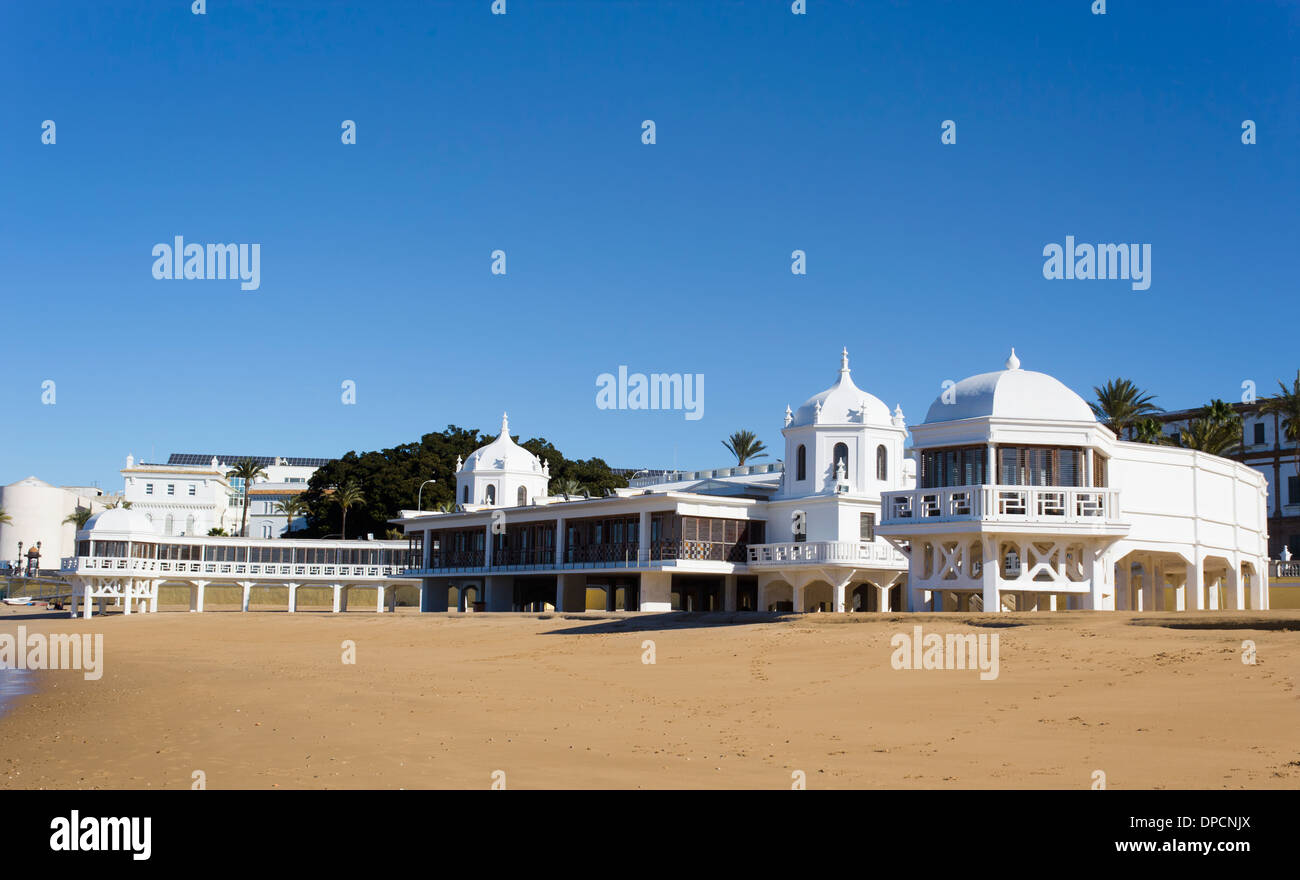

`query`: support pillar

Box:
[1207,572,1220,610]
[832,577,847,614]
[287,583,298,613]
[1186,555,1203,610]
[1225,562,1242,610]
[982,536,1000,613]
[239,580,253,612]
[639,571,672,612]
[192,580,207,613]
[724,575,738,613]
[82,583,92,619]
[123,581,133,615]
[332,584,342,613]
[878,583,890,613]
[1115,563,1129,611]
[558,573,586,612]
[376,585,386,613]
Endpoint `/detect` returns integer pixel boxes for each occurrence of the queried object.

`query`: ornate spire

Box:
[813,399,822,423]
[1005,348,1021,371]
[784,404,793,428]
[500,411,510,436]
[455,454,463,473]
[892,404,906,427]
[840,347,850,376]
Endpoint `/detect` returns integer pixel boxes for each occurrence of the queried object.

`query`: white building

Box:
[0,476,111,573]
[122,453,325,538]
[394,348,1269,614]
[877,351,1271,612]
[396,350,916,613]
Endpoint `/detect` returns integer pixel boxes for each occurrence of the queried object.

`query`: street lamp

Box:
[417,479,437,511]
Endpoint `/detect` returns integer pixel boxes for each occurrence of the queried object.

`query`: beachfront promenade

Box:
[62,509,417,618]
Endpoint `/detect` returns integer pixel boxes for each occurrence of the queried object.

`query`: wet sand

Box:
[1,605,1297,789]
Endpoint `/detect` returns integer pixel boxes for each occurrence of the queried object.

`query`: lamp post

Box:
[417,479,437,511]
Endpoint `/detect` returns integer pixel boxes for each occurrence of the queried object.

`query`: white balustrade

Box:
[881,485,1122,525]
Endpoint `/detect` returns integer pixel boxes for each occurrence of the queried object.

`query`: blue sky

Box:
[2,0,1297,490]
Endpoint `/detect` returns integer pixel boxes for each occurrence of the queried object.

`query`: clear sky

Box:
[2,0,1296,490]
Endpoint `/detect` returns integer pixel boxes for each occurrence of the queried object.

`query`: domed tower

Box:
[455,413,550,508]
[779,348,908,498]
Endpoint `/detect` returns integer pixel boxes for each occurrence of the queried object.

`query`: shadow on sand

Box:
[540,611,794,634]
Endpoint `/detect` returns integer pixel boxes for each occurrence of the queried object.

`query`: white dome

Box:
[6,475,53,489]
[463,413,544,474]
[83,508,154,534]
[924,349,1096,424]
[789,349,893,427]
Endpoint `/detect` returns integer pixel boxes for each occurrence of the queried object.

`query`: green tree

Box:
[63,506,94,529]
[1260,370,1300,497]
[225,457,268,537]
[105,498,132,509]
[0,509,11,526]
[296,425,627,537]
[1091,379,1163,439]
[1132,417,1168,445]
[722,430,768,466]
[1174,399,1243,457]
[207,527,229,536]
[334,480,365,539]
[550,477,585,496]
[274,494,307,537]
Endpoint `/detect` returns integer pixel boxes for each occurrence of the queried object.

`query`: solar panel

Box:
[166,453,332,468]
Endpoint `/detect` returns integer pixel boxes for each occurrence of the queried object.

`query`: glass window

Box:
[145,483,153,495]
[1254,422,1266,445]
[796,445,806,481]
[876,445,887,480]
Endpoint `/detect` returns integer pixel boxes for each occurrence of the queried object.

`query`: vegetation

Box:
[296,424,627,538]
[722,430,768,466]
[274,494,307,536]
[1091,378,1163,439]
[1173,399,1243,456]
[63,506,94,529]
[207,527,229,536]
[1260,369,1300,490]
[334,480,365,539]
[0,508,11,526]
[225,458,268,537]
[104,498,132,509]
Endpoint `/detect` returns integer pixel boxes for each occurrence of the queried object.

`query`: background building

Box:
[1153,403,1298,558]
[122,453,327,538]
[0,476,111,573]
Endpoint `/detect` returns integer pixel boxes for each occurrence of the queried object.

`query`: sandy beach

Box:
[1,605,1297,790]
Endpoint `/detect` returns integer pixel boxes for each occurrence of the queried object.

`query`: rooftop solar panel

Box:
[166,453,332,468]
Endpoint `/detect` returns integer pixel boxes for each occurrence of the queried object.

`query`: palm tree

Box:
[225,458,268,537]
[722,430,768,466]
[63,506,94,529]
[550,477,584,496]
[434,499,457,513]
[333,480,365,539]
[0,509,11,526]
[1177,418,1242,456]
[1132,417,1168,445]
[1091,379,1163,439]
[207,527,229,537]
[274,494,307,537]
[105,498,132,509]
[1260,370,1300,497]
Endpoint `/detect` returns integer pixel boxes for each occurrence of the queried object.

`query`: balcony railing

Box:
[1270,560,1300,578]
[881,485,1123,525]
[66,556,412,580]
[747,540,905,566]
[407,540,751,572]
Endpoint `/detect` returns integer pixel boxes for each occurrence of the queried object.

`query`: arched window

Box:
[164,514,174,535]
[517,486,528,506]
[261,524,272,538]
[876,445,888,480]
[484,485,496,505]
[833,443,849,479]
[796,445,807,481]
[462,485,469,503]
[185,515,195,534]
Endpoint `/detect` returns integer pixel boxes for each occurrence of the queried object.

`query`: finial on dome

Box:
[892,404,906,427]
[784,404,793,428]
[455,454,463,473]
[840,347,850,374]
[501,411,509,436]
[1005,348,1021,371]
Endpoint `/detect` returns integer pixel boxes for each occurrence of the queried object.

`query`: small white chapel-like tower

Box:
[454,413,550,509]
